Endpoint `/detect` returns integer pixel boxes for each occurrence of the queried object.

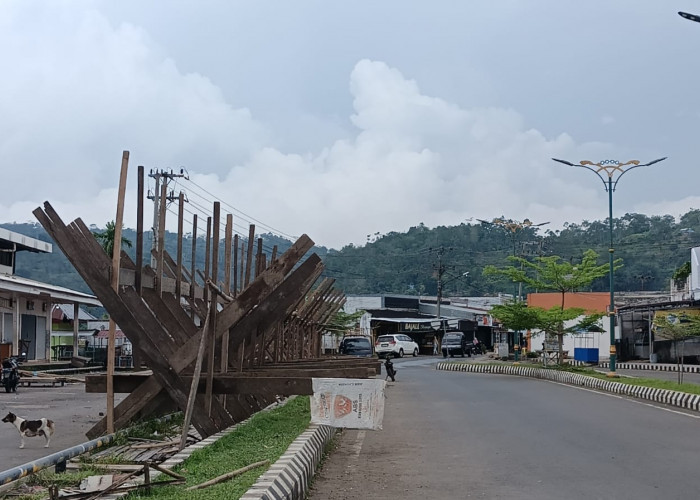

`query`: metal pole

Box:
[608,177,617,374]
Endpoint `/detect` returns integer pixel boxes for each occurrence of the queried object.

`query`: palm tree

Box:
[94,221,132,257]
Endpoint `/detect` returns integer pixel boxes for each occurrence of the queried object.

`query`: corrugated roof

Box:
[52,303,98,321]
[0,228,52,253]
[0,274,101,306]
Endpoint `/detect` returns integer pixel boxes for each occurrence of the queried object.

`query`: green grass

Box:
[554,365,700,395]
[124,395,311,500]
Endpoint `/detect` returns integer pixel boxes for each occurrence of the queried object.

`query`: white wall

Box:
[528,316,613,360]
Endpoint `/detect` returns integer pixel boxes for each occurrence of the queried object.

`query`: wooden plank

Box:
[176,192,184,297]
[86,235,315,437]
[206,202,220,414]
[224,214,233,293]
[107,150,129,433]
[232,234,239,297]
[34,204,224,438]
[86,372,373,393]
[180,298,211,450]
[135,165,144,295]
[204,217,211,303]
[190,214,198,302]
[244,224,255,288]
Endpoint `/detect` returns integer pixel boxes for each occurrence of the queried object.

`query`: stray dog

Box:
[2,412,54,448]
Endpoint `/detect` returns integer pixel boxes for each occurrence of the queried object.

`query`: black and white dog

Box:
[2,412,55,448]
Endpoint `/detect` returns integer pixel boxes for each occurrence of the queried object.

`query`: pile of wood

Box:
[34,161,379,442]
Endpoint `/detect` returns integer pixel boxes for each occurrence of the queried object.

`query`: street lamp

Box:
[551,157,667,375]
[478,217,549,360]
[679,11,700,24]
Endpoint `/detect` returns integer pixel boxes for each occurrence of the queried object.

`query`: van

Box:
[441,332,471,358]
[338,336,373,357]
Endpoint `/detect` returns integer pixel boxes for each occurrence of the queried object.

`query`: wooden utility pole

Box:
[107,150,129,433]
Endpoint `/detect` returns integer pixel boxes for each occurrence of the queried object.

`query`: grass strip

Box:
[125,395,310,500]
[452,361,700,395]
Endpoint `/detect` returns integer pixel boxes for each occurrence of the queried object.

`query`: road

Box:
[0,382,125,472]
[309,357,700,500]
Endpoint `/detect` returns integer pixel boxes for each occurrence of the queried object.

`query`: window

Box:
[26,300,34,311]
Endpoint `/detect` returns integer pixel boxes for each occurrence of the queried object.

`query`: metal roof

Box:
[0,274,101,306]
[0,228,52,253]
[52,303,99,320]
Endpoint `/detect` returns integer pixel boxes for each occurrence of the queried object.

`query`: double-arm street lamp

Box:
[478,217,549,360]
[551,157,667,374]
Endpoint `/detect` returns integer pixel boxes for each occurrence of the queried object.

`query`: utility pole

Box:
[432,246,448,320]
[147,169,188,268]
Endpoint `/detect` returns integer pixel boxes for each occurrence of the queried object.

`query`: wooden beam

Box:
[84,234,315,438]
[107,150,129,433]
[135,165,144,295]
[176,192,184,297]
[244,224,255,288]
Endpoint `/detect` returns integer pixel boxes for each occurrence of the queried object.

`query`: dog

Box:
[2,412,55,448]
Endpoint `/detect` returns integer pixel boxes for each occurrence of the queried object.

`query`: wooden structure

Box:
[33,167,379,440]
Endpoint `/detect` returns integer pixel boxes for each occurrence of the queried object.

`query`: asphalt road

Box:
[309,357,700,500]
[0,382,125,472]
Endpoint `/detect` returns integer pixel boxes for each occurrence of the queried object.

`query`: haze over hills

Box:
[3,209,700,298]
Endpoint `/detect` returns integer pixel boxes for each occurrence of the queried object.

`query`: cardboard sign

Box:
[311,378,386,430]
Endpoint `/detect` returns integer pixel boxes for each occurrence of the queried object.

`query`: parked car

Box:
[375,334,419,358]
[441,332,473,358]
[338,336,373,357]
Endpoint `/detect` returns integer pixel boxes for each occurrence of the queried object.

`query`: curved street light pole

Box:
[551,157,667,375]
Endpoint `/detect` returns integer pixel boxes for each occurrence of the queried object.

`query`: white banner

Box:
[310,378,386,430]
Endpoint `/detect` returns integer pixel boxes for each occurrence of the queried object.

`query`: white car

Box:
[375,334,419,358]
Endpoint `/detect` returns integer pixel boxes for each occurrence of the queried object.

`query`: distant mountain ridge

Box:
[4,209,700,297]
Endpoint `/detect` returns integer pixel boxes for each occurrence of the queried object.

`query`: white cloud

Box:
[0,3,688,251]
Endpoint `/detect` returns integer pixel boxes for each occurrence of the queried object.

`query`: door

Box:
[36,316,47,361]
[20,314,36,360]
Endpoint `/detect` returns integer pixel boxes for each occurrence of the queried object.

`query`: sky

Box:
[2,1,700,250]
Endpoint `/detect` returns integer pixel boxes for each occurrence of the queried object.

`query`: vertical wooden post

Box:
[205,204,220,415]
[224,214,232,294]
[72,303,79,361]
[190,215,198,303]
[107,150,129,434]
[239,240,245,292]
[135,166,144,296]
[176,193,185,298]
[232,234,239,298]
[271,245,278,263]
[221,214,232,391]
[203,218,211,304]
[244,225,255,288]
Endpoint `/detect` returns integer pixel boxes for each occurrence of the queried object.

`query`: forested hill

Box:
[1,222,327,295]
[3,210,700,297]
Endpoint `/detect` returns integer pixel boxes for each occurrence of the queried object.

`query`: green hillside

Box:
[3,210,699,298]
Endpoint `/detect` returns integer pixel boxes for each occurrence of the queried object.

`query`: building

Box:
[0,228,101,361]
[332,294,502,355]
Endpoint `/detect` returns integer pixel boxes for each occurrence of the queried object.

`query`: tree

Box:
[484,249,613,363]
[489,301,541,357]
[93,221,132,257]
[323,310,365,336]
[654,313,700,383]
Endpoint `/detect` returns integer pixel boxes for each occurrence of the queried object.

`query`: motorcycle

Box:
[1,358,19,393]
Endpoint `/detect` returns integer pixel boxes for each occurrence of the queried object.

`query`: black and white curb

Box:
[241,424,336,500]
[436,362,700,412]
[600,362,700,373]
